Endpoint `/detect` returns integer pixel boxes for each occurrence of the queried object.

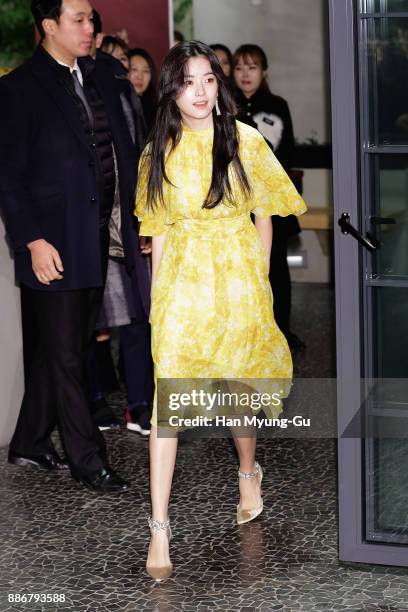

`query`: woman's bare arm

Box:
[151,233,168,293]
[254,216,273,276]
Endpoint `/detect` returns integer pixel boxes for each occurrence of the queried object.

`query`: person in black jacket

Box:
[0,0,136,492]
[233,44,305,350]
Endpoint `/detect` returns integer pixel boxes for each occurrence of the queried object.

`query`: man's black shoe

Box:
[72,467,130,493]
[8,451,69,471]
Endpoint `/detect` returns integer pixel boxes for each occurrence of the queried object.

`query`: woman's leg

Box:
[147,425,178,566]
[230,427,262,510]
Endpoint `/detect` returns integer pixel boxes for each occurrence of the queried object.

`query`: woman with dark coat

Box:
[233,44,305,350]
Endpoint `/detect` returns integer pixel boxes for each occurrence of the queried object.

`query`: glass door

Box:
[360,0,408,548]
[330,0,408,565]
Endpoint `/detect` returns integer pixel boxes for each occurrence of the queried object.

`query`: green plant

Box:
[173,0,193,39]
[0,0,35,68]
[174,0,193,25]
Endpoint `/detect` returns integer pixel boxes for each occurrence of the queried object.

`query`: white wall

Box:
[193,0,330,144]
[194,0,333,283]
[0,219,24,447]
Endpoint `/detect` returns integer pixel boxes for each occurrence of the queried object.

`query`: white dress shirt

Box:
[56,58,84,86]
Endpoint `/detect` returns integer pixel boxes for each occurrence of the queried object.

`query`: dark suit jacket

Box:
[0,45,138,292]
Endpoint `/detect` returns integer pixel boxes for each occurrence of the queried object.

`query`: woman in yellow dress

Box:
[135,41,307,582]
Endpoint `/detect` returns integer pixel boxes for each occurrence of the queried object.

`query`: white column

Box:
[0,218,24,447]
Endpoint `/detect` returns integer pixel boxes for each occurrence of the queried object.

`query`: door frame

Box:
[329,0,408,566]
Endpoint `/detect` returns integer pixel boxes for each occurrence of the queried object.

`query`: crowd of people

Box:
[0,0,307,583]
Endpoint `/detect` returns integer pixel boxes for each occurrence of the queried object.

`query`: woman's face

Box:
[129,55,152,95]
[176,56,218,129]
[214,49,231,78]
[233,54,265,98]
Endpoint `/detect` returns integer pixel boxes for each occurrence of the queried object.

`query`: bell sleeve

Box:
[250,132,307,219]
[134,151,168,236]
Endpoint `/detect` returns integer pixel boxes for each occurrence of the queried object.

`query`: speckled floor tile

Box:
[1,284,408,612]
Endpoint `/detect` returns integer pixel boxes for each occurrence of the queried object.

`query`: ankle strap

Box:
[148,516,170,531]
[238,461,260,479]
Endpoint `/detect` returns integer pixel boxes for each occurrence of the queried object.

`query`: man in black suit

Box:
[0,0,136,492]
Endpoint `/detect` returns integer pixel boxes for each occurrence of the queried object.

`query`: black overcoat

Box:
[0,46,140,293]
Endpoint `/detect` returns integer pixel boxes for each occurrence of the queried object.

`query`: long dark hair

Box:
[128,48,158,129]
[145,40,251,210]
[100,35,128,54]
[129,48,157,99]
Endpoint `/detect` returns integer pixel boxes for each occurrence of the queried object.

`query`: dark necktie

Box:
[72,69,94,128]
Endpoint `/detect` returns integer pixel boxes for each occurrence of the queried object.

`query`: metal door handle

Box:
[338,212,379,252]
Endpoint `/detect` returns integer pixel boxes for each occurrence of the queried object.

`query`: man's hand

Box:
[27,239,64,285]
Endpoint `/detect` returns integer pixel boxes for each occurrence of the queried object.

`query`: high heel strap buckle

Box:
[148,516,171,532]
[238,461,260,479]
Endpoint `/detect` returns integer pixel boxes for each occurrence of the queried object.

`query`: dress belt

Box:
[171,214,251,239]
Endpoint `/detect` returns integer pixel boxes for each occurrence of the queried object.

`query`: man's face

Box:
[43,0,94,59]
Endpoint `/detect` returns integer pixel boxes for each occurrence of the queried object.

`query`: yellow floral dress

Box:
[135,121,307,426]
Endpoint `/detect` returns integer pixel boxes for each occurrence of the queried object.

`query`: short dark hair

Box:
[210,44,233,66]
[100,35,128,53]
[31,0,62,39]
[93,9,102,37]
[233,44,268,71]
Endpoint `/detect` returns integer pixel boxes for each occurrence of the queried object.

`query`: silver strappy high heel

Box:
[146,517,173,582]
[236,461,264,525]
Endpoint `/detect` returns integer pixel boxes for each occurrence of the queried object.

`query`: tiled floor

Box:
[1,283,408,612]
